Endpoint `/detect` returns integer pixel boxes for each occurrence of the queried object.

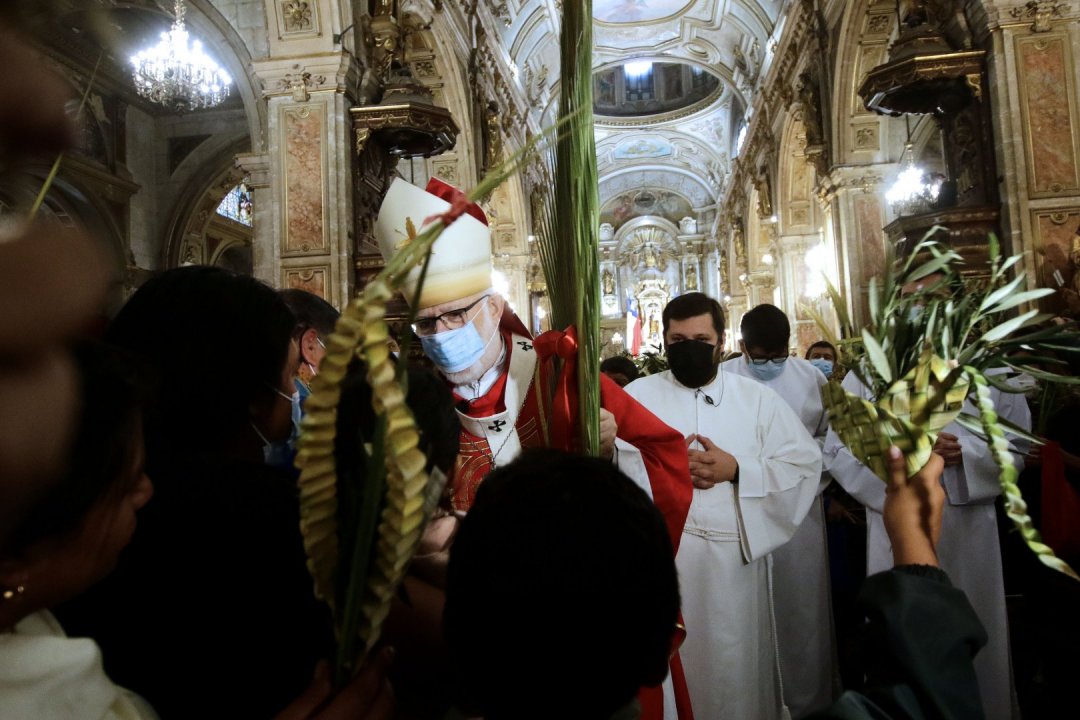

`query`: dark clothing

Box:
[55,456,332,719]
[813,565,988,720]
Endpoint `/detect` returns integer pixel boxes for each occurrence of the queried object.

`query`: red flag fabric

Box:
[1041,440,1080,560]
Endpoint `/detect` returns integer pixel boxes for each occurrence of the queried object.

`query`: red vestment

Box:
[450,313,553,511]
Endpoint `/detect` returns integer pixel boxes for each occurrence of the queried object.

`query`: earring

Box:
[1,585,25,601]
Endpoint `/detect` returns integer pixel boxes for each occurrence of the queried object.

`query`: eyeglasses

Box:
[748,354,788,366]
[411,294,490,337]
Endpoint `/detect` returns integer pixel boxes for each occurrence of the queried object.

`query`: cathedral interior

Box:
[4,0,1079,348]
[6,2,1080,718]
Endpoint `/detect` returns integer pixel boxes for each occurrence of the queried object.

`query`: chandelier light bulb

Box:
[886,144,941,216]
[130,0,232,112]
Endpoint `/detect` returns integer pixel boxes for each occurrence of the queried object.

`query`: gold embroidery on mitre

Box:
[394,217,419,250]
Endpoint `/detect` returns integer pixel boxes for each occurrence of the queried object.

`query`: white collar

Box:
[454,336,508,402]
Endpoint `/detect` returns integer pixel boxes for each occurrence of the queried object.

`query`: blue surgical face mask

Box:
[262,386,302,470]
[420,312,498,374]
[747,357,787,382]
[810,358,834,377]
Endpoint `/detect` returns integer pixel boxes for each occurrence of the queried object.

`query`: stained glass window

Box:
[216,183,253,226]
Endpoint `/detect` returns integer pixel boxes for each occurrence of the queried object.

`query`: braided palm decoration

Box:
[966,368,1079,580]
[820,232,1080,580]
[294,128,563,682]
[822,347,968,481]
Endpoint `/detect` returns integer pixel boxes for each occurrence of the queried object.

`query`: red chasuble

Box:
[450,313,553,511]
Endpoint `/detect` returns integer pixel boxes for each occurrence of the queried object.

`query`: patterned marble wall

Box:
[283,265,330,297]
[853,194,885,284]
[281,104,327,255]
[1015,34,1080,198]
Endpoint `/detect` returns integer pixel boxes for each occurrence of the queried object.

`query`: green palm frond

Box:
[534,0,601,454]
[821,228,1080,579]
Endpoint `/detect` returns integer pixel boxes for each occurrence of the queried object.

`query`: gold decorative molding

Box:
[1010,1,1068,32]
[282,264,331,300]
[276,0,320,39]
[859,51,985,115]
[350,98,458,159]
[279,67,327,102]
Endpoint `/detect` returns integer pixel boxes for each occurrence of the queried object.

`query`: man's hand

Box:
[600,408,617,459]
[686,434,738,490]
[933,432,962,467]
[276,649,395,720]
[883,446,945,567]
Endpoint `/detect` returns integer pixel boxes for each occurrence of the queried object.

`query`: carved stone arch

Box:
[415,24,478,189]
[164,136,253,269]
[186,0,267,151]
[1,164,134,311]
[614,215,682,248]
[830,0,898,164]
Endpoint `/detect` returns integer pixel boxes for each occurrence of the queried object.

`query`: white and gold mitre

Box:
[374,177,492,310]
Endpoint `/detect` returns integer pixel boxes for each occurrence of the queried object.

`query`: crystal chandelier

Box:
[130,0,232,112]
[886,143,942,217]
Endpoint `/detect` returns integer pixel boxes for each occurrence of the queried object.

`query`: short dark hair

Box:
[600,355,639,382]
[335,360,460,478]
[107,266,295,463]
[662,292,725,339]
[805,340,837,360]
[740,304,791,352]
[2,342,144,557]
[279,289,339,338]
[445,450,679,719]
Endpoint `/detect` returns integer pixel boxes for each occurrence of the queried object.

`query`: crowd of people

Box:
[2,20,1075,720]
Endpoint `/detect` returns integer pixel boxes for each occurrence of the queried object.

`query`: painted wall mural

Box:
[613,136,674,160]
[600,188,693,230]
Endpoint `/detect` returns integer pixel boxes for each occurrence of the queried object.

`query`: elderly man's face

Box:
[414,290,506,385]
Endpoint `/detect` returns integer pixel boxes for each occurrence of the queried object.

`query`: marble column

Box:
[981,1,1080,311]
[820,165,890,327]
[248,3,362,307]
[703,240,721,299]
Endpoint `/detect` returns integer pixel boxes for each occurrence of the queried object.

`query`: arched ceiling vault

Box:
[489,1,794,220]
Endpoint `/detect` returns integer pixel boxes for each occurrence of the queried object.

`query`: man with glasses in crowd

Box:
[723,303,837,718]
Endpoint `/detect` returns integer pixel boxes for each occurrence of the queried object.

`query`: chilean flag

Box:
[626,299,643,357]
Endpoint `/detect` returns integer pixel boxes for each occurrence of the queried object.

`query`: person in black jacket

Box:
[55,268,332,719]
[815,448,989,720]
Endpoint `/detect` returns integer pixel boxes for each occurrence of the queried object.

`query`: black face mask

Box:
[666,339,718,389]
